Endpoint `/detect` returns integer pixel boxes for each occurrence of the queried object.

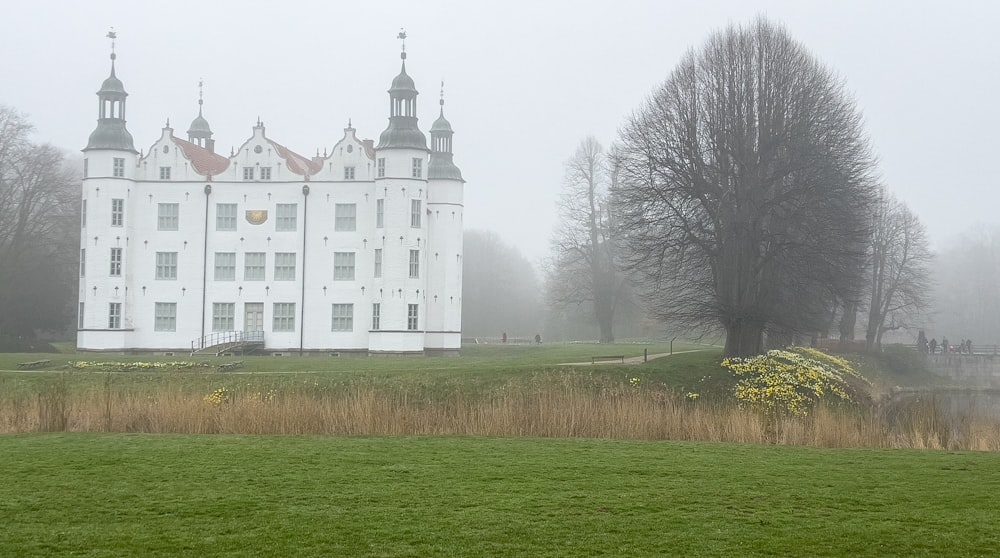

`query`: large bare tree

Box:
[462,229,543,338]
[548,137,628,343]
[613,18,877,357]
[0,106,79,338]
[863,189,932,350]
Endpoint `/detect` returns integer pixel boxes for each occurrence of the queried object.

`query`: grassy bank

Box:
[2,433,999,557]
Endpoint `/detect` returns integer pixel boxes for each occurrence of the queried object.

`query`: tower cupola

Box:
[428,82,463,181]
[187,80,215,152]
[377,30,428,151]
[85,30,137,153]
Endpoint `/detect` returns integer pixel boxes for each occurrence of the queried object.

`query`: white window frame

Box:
[216,203,237,231]
[411,157,422,178]
[407,304,418,331]
[212,302,235,332]
[80,248,86,277]
[159,166,171,180]
[214,252,236,281]
[154,302,177,332]
[409,249,420,278]
[260,167,272,180]
[333,252,355,281]
[411,199,421,228]
[274,252,296,281]
[331,303,354,331]
[109,247,122,277]
[243,167,254,180]
[276,203,297,232]
[81,199,87,228]
[78,302,85,329]
[334,203,357,232]
[273,303,296,332]
[108,302,122,329]
[155,252,178,280]
[371,303,381,330]
[344,166,355,180]
[374,248,382,278]
[111,198,124,227]
[244,252,265,281]
[376,199,385,228]
[157,203,179,231]
[377,158,385,178]
[112,158,125,178]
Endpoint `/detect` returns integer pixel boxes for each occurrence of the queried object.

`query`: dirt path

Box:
[560,348,712,366]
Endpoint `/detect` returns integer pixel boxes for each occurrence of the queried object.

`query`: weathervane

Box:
[198,78,204,113]
[440,80,445,107]
[398,28,407,59]
[107,28,117,61]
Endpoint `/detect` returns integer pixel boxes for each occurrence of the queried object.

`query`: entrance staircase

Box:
[191,331,265,356]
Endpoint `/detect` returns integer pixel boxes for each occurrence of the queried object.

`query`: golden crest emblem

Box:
[246,210,268,225]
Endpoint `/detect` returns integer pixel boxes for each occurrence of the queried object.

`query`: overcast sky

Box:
[3,0,998,266]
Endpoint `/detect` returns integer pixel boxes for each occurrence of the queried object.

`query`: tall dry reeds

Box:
[3,372,999,450]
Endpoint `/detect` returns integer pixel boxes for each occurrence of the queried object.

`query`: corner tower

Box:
[187,80,215,152]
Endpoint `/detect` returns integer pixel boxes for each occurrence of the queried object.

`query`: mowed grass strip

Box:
[2,434,999,557]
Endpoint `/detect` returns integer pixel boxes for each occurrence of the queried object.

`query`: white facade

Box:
[77,49,465,354]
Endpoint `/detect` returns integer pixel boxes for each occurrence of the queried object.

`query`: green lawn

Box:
[2,433,998,557]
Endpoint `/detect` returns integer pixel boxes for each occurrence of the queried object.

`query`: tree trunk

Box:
[838,300,857,349]
[724,319,764,358]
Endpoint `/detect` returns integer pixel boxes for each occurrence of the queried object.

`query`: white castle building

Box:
[77,42,465,355]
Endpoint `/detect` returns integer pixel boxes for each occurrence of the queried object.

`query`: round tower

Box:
[370,32,430,354]
[425,83,465,354]
[79,31,139,350]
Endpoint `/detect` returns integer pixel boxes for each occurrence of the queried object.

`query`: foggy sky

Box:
[3,0,998,265]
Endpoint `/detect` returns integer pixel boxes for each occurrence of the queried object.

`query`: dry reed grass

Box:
[3,372,999,450]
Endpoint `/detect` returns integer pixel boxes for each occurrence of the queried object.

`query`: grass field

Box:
[3,433,999,557]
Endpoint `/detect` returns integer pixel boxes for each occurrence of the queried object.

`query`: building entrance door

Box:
[244,303,264,331]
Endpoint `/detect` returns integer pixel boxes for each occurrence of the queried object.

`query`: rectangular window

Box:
[274,252,296,281]
[344,166,355,180]
[409,249,420,278]
[214,252,236,281]
[80,248,86,277]
[243,167,254,180]
[154,302,177,332]
[411,199,422,228]
[377,158,385,178]
[157,203,179,231]
[159,166,171,180]
[216,203,237,231]
[109,247,122,277]
[273,303,296,332]
[333,252,355,281]
[108,302,122,329]
[276,203,297,231]
[111,198,124,227]
[113,158,125,178]
[373,248,382,278]
[260,167,271,180]
[83,159,88,179]
[155,252,178,280]
[371,303,380,330]
[334,203,356,232]
[376,199,384,228]
[212,302,235,332]
[244,252,265,281]
[82,199,87,228]
[78,302,84,329]
[411,157,422,178]
[407,304,418,331]
[331,303,354,331]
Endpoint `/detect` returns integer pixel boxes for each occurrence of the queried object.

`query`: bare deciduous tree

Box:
[547,137,628,343]
[462,229,543,338]
[613,17,877,357]
[864,189,932,350]
[0,106,79,338]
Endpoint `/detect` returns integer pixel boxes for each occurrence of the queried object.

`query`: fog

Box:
[2,0,998,267]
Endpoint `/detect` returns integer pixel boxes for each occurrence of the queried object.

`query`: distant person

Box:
[929,338,938,354]
[917,331,928,354]
[942,337,949,354]
[534,333,541,344]
[502,332,507,344]
[967,339,973,354]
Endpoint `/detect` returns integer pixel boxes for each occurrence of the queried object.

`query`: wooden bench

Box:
[17,360,51,369]
[591,355,625,364]
[218,361,243,372]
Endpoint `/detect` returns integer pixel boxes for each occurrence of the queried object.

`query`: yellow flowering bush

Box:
[68,361,212,372]
[203,387,229,405]
[721,346,867,416]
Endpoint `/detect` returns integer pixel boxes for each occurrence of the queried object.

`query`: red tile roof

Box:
[173,137,231,177]
[267,139,322,177]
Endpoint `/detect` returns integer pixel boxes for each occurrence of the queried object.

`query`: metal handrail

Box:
[191,330,265,352]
